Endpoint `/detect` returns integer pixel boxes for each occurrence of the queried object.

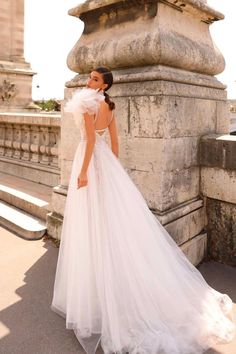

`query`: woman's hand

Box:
[77,171,88,189]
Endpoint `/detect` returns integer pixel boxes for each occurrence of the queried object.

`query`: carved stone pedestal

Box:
[48,0,227,265]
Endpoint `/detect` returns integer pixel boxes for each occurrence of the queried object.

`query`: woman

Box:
[51,67,235,354]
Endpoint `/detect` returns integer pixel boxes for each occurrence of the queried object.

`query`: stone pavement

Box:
[0,226,235,354]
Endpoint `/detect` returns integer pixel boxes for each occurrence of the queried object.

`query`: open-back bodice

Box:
[79,109,114,141]
[94,109,114,136]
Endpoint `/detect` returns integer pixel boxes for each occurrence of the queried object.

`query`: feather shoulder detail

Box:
[64,87,105,117]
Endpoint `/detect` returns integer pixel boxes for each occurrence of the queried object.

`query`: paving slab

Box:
[0,227,235,354]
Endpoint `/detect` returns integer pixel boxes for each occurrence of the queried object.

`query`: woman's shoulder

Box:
[99,102,116,121]
[64,88,105,116]
[99,100,109,110]
[99,99,115,111]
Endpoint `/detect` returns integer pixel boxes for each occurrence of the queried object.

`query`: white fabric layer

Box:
[51,88,235,354]
[64,87,105,125]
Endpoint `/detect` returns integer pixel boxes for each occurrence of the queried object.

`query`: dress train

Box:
[51,88,235,354]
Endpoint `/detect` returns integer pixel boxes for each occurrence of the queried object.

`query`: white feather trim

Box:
[64,87,105,117]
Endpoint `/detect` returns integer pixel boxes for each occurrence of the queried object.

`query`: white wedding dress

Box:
[51,88,235,354]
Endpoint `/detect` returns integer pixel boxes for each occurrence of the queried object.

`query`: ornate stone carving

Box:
[0,79,18,102]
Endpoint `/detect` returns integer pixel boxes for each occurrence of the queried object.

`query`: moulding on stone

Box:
[67,0,225,76]
[69,0,223,22]
[66,65,226,90]
[155,197,203,224]
[0,60,35,76]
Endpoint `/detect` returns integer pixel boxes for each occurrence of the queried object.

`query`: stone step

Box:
[0,172,52,220]
[0,200,46,240]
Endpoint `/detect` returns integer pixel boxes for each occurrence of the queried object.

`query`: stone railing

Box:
[200,134,236,266]
[230,112,236,134]
[0,112,61,186]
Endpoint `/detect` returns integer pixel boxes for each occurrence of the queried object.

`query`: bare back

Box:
[94,101,119,157]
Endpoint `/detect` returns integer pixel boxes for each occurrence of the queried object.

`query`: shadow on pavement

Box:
[0,236,84,354]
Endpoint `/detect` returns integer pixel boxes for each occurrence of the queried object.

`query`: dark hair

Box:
[94,66,115,111]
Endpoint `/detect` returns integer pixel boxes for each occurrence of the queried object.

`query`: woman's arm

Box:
[108,114,119,158]
[77,112,96,189]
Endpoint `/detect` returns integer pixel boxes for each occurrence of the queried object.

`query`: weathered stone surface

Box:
[48,0,228,270]
[200,133,236,266]
[216,101,230,134]
[68,65,226,94]
[111,78,226,101]
[0,112,60,126]
[120,135,198,173]
[128,166,199,211]
[201,167,236,205]
[0,0,24,61]
[164,207,206,246]
[60,159,73,187]
[66,70,228,216]
[0,160,59,187]
[68,0,224,76]
[156,197,203,223]
[129,95,218,138]
[60,112,81,161]
[200,134,236,170]
[206,198,236,266]
[110,96,129,135]
[50,185,67,216]
[180,232,207,266]
[229,104,236,133]
[46,212,63,240]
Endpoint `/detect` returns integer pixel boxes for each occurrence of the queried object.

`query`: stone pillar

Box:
[48,0,226,265]
[0,0,34,110]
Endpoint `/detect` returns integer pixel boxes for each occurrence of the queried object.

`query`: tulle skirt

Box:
[51,135,235,354]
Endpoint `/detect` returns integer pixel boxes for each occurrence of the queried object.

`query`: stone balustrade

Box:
[0,112,61,186]
[200,134,236,266]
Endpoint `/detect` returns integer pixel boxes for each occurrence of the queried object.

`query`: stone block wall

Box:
[48,0,230,267]
[200,134,236,266]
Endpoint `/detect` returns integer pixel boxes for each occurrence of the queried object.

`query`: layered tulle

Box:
[64,87,105,124]
[51,89,235,354]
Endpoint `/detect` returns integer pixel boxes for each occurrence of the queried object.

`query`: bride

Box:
[51,66,235,354]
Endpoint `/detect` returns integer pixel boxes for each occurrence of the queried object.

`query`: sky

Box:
[24,0,84,100]
[24,0,236,100]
